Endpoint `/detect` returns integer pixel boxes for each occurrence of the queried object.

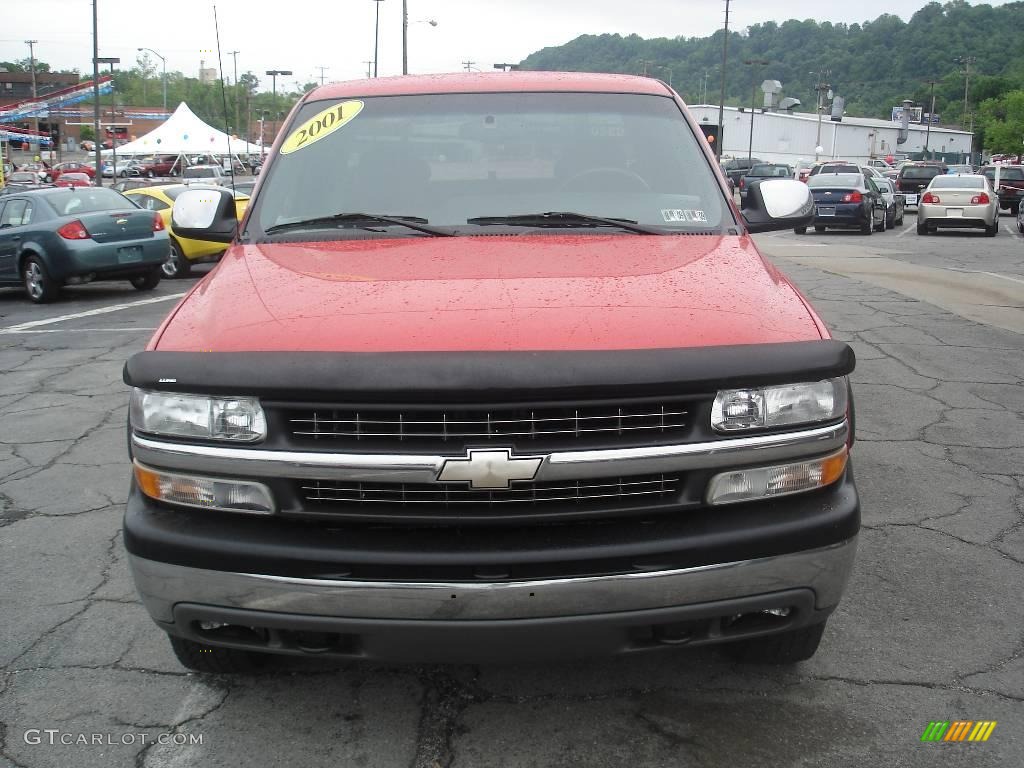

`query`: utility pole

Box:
[703,69,710,104]
[364,61,374,79]
[402,0,408,75]
[463,60,476,72]
[25,40,40,152]
[316,66,328,86]
[229,50,240,134]
[716,0,731,159]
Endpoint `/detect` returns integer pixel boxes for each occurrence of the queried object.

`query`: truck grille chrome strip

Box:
[131,421,848,484]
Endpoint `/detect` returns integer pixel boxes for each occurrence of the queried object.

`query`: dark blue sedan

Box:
[796,172,887,235]
[0,187,169,302]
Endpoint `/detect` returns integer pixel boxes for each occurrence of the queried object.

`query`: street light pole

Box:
[924,79,937,160]
[137,48,167,111]
[25,40,40,152]
[265,69,292,141]
[229,50,240,133]
[373,0,386,78]
[402,0,408,75]
[744,59,769,162]
[94,57,120,186]
[92,1,101,184]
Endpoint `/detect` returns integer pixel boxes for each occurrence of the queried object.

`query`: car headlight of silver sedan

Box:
[130,389,267,442]
[711,378,848,432]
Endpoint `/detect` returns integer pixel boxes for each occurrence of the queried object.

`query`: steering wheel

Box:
[561,167,651,193]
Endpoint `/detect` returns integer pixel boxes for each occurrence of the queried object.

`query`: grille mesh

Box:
[300,474,680,508]
[288,402,689,448]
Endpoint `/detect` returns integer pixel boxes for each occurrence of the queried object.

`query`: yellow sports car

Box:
[124,184,249,278]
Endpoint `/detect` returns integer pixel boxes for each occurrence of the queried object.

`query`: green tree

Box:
[978,90,1024,155]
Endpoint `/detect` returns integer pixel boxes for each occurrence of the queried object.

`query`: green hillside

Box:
[519,0,1024,148]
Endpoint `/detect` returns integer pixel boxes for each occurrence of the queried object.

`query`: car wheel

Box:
[146,170,155,178]
[793,227,807,235]
[897,209,905,226]
[721,621,827,664]
[22,256,60,303]
[44,174,53,183]
[985,220,998,237]
[814,225,826,233]
[874,213,886,232]
[1011,204,1021,217]
[917,219,928,235]
[130,266,162,291]
[168,635,263,673]
[162,241,192,279]
[860,217,872,235]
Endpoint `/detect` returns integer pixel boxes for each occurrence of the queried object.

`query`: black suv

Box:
[895,163,948,207]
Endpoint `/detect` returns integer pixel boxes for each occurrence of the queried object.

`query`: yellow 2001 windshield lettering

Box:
[281,101,364,155]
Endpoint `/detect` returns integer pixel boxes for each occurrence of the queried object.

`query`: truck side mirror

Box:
[171,188,238,243]
[742,179,814,234]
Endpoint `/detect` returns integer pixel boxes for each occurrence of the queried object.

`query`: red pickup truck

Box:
[124,72,858,672]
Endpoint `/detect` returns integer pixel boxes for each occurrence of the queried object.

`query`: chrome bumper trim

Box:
[129,538,857,624]
[131,421,848,483]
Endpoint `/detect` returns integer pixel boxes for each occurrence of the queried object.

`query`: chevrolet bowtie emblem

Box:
[437,449,543,489]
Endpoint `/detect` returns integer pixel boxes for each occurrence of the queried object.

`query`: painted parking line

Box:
[0,293,185,335]
[1,327,159,335]
[896,221,917,238]
[947,268,1024,286]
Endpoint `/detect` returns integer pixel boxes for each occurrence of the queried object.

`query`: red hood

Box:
[153,235,824,352]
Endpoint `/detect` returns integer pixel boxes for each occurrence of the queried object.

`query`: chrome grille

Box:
[300,474,680,507]
[287,401,689,448]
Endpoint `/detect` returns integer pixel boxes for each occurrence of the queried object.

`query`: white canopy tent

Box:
[99,102,265,170]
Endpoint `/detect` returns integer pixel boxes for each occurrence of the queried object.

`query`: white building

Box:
[687,104,973,165]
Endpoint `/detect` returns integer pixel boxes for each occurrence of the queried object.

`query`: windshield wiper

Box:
[264,213,455,237]
[466,211,668,235]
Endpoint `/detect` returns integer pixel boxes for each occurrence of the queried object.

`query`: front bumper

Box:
[129,537,857,663]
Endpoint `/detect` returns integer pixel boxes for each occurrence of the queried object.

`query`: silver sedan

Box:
[917,174,999,236]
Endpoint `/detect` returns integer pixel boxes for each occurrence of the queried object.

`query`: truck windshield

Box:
[250,92,727,238]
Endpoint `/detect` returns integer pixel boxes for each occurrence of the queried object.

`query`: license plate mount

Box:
[118,246,143,264]
[817,206,836,216]
[905,194,919,205]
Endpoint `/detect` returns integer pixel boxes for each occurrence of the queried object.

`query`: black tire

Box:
[985,219,998,237]
[874,213,886,232]
[1011,204,1020,217]
[147,170,155,178]
[168,635,262,673]
[917,219,928,235]
[721,621,827,664]
[130,266,162,291]
[162,241,191,279]
[22,256,60,303]
[793,227,807,235]
[897,209,905,226]
[814,225,826,233]
[860,218,872,235]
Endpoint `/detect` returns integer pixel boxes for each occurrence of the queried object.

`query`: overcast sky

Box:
[0,0,1011,93]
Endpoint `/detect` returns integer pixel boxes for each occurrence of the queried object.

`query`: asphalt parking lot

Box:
[1,216,1022,767]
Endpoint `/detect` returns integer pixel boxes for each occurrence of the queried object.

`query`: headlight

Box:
[130,389,267,442]
[711,378,847,432]
[707,448,848,505]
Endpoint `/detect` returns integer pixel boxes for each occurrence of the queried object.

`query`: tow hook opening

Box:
[721,606,795,635]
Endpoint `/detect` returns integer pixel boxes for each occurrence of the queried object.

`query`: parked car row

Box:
[0,181,252,302]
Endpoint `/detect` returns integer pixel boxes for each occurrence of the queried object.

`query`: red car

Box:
[49,161,96,182]
[134,155,181,177]
[125,72,858,673]
[53,172,92,188]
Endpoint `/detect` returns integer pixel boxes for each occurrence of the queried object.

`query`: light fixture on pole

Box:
[716,0,732,160]
[373,0,386,78]
[137,47,167,110]
[402,2,438,76]
[91,1,101,184]
[94,56,120,185]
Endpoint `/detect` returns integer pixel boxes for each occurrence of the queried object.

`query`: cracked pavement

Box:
[1,224,1023,766]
